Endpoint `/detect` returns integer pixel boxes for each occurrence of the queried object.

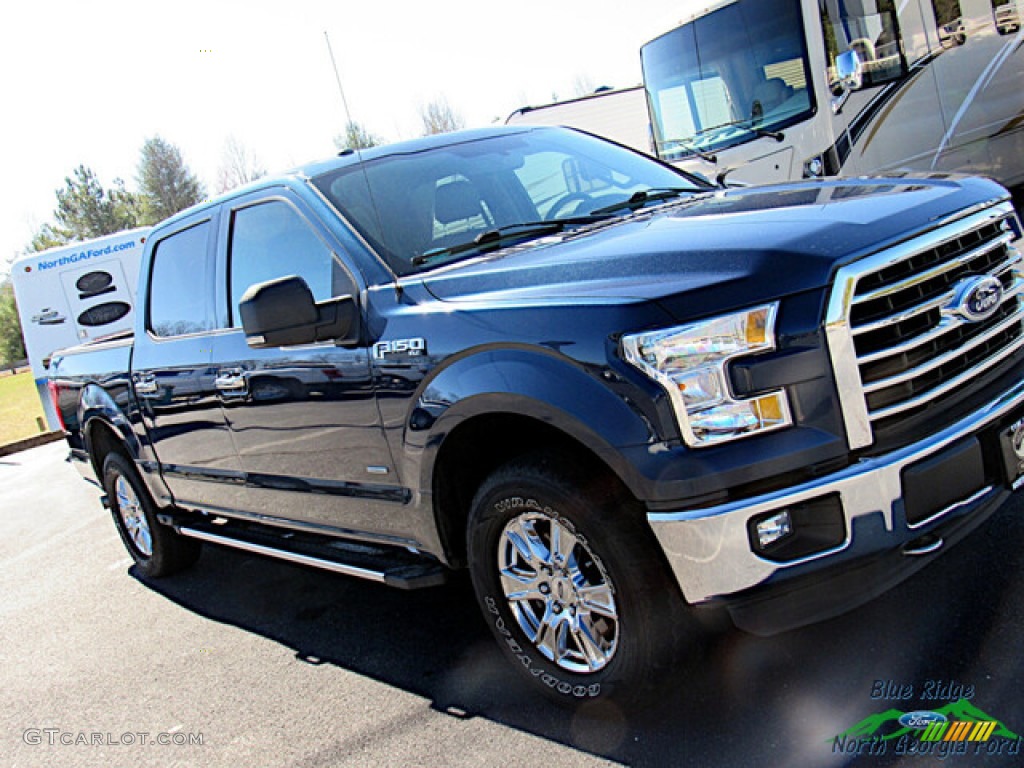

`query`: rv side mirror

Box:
[836,50,863,92]
[238,275,359,349]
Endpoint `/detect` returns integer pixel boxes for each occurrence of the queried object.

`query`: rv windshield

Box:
[642,0,815,161]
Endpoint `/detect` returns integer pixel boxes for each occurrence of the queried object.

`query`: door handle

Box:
[214,370,247,393]
[134,374,159,395]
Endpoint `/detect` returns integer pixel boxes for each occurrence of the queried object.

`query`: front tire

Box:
[467,454,693,705]
[102,452,200,578]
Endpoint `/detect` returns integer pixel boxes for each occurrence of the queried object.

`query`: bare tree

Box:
[334,121,382,151]
[216,135,266,194]
[419,96,465,136]
[571,74,598,98]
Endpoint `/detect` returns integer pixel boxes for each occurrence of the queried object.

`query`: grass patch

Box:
[0,371,48,445]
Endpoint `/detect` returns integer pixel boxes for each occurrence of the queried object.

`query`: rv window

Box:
[819,0,907,89]
[642,0,816,160]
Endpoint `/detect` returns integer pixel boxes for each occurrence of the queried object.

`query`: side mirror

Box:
[239,275,359,349]
[836,50,863,92]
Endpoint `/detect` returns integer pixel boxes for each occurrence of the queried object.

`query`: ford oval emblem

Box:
[951,275,1003,323]
[898,711,948,729]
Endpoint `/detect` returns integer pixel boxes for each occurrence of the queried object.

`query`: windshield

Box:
[312,128,706,275]
[642,0,815,161]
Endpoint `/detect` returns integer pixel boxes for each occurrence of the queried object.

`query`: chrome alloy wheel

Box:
[114,474,153,557]
[497,512,619,673]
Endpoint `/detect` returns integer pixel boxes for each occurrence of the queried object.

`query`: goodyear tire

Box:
[467,453,691,705]
[102,452,200,578]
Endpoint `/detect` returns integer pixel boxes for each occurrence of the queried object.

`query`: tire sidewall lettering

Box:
[483,591,602,700]
[473,473,634,702]
[483,492,609,699]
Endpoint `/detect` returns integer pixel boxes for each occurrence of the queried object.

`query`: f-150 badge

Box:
[373,337,427,360]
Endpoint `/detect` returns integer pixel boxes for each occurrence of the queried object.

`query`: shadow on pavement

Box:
[136,502,1023,767]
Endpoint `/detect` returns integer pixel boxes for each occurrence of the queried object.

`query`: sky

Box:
[0,0,700,272]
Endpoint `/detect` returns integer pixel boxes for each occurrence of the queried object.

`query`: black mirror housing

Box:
[239,275,358,348]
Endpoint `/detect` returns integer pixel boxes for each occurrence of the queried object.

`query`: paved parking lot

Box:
[2,441,1022,767]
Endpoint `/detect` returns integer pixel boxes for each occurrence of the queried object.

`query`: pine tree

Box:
[0,280,27,365]
[28,165,140,251]
[137,136,206,224]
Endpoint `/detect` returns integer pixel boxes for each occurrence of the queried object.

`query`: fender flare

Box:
[79,384,138,458]
[405,345,658,498]
[77,383,171,504]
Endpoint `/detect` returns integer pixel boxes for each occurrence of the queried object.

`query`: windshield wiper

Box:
[411,216,608,267]
[664,121,784,165]
[662,138,718,164]
[751,127,785,142]
[695,118,751,137]
[696,119,786,144]
[588,187,696,216]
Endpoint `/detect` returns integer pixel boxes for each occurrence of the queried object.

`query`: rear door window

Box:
[148,220,215,337]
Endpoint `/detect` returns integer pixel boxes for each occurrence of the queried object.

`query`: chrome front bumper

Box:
[648,376,1024,605]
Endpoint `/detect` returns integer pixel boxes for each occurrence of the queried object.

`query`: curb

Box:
[0,432,65,459]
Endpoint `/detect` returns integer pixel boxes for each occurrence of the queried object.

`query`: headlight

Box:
[803,155,825,178]
[622,304,792,447]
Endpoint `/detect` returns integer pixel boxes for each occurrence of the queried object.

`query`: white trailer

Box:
[10,228,150,430]
[641,0,1024,186]
[506,86,653,154]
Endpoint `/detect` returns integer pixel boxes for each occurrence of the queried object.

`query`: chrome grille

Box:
[826,202,1023,449]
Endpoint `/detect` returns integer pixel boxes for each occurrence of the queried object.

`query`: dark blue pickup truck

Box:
[49,126,1024,704]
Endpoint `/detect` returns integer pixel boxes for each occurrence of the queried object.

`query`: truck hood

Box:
[420,176,1007,322]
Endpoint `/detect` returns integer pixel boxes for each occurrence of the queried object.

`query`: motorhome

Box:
[10,228,150,429]
[641,0,1024,186]
[506,85,652,153]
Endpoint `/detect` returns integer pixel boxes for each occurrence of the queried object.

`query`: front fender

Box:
[406,345,658,497]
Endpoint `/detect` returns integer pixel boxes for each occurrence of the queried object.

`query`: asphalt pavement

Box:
[2,441,1022,767]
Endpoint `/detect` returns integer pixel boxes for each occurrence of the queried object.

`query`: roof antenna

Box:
[324,31,358,155]
[323,31,395,293]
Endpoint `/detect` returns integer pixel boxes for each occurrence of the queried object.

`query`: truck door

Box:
[209,190,403,541]
[131,212,244,511]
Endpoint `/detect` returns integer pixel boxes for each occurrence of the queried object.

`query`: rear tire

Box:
[102,452,200,578]
[466,453,694,706]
